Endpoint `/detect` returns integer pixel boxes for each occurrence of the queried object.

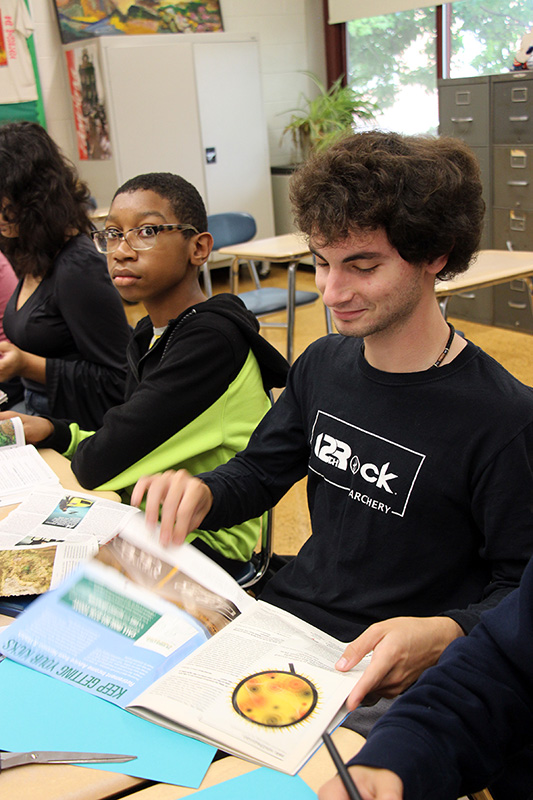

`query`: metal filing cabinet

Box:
[438,71,533,330]
[491,72,533,331]
[438,75,492,249]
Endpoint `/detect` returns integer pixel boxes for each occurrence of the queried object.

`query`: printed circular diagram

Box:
[232,669,318,727]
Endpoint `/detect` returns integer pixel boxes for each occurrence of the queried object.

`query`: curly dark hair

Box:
[289,131,485,280]
[113,173,208,236]
[0,122,93,278]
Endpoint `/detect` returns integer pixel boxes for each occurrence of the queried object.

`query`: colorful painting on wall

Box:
[53,1,224,44]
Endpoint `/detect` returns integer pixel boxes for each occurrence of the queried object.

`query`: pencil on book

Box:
[322,731,363,800]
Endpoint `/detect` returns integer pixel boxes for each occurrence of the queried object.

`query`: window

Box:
[449,0,533,78]
[345,0,533,136]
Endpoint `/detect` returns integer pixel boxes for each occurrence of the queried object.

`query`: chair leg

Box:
[325,304,334,333]
[201,263,213,298]
[286,261,297,363]
[247,260,262,290]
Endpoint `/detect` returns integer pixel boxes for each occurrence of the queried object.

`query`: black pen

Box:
[322,731,363,800]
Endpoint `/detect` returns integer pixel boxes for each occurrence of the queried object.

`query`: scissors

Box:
[0,750,137,771]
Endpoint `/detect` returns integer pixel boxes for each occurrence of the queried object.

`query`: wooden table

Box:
[119,728,365,799]
[435,249,533,315]
[0,682,364,800]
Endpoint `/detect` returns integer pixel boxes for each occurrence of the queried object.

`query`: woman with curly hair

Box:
[0,122,130,428]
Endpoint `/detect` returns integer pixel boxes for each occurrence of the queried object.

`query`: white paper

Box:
[0,445,60,506]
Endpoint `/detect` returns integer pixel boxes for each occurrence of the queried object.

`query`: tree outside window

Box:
[346,0,533,136]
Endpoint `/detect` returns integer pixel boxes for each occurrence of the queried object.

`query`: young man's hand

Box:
[337,616,464,709]
[0,410,54,444]
[131,469,213,546]
[319,766,403,800]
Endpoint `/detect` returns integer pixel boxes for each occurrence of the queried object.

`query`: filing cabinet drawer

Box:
[492,75,533,144]
[447,286,493,324]
[493,208,533,251]
[493,280,533,332]
[493,145,533,209]
[438,78,490,146]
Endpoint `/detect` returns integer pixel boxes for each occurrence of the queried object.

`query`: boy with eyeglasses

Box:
[0,172,288,573]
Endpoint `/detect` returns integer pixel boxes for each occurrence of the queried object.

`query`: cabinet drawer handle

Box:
[450,117,473,123]
[509,116,529,122]
[507,180,529,187]
[508,302,527,310]
[457,292,476,299]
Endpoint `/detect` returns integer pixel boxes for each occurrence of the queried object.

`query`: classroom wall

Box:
[27,0,327,170]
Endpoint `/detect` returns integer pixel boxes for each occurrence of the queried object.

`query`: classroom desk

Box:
[435,249,533,315]
[0,687,365,800]
[218,233,317,363]
[122,728,365,799]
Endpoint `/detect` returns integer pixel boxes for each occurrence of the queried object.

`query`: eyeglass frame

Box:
[91,223,200,254]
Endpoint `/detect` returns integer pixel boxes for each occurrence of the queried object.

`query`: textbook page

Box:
[129,601,368,774]
[0,444,60,506]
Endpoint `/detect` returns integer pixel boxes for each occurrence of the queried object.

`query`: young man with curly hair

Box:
[134,135,533,783]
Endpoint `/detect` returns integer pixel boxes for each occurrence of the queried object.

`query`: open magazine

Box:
[0,516,369,774]
[0,417,60,506]
[0,487,141,596]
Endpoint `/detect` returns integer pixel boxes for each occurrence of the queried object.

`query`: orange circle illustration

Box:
[232,670,318,727]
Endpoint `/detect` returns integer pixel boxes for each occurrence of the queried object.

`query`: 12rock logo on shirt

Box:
[310,411,426,517]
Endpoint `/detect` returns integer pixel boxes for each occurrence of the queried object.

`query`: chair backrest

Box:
[237,507,273,589]
[208,212,256,250]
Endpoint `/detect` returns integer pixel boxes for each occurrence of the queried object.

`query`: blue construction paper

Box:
[0,658,215,787]
[193,767,317,798]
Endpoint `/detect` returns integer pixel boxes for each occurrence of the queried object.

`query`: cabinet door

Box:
[438,78,490,145]
[493,208,533,251]
[493,145,533,210]
[493,280,533,332]
[492,75,533,145]
[102,40,206,195]
[447,287,493,325]
[193,41,274,239]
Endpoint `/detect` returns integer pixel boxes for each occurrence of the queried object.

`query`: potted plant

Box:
[282,71,376,162]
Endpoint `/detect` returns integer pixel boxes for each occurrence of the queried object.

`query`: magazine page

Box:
[0,488,141,596]
[0,444,60,506]
[0,537,99,596]
[129,601,371,774]
[0,487,141,544]
[0,521,254,709]
[0,416,25,449]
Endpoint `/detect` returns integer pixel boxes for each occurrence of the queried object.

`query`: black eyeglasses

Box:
[91,223,200,254]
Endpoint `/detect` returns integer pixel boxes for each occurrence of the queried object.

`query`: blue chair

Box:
[201,212,257,296]
[203,212,320,362]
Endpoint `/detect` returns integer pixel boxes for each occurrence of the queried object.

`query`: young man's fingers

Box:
[164,483,212,546]
[130,475,151,509]
[336,624,384,671]
[346,655,394,711]
[156,473,212,546]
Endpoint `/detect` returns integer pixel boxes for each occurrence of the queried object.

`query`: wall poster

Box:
[65,44,111,161]
[53,2,224,44]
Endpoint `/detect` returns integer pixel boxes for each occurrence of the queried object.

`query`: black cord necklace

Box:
[433,322,455,367]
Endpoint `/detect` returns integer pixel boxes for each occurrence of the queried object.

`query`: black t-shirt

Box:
[202,335,533,641]
[3,235,130,428]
